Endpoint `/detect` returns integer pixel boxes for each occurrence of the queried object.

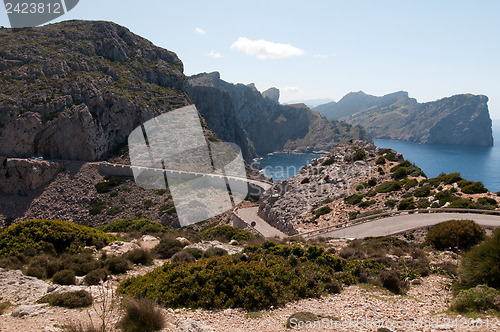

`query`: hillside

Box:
[259,140,500,235]
[314,91,493,147]
[188,72,371,161]
[0,20,218,161]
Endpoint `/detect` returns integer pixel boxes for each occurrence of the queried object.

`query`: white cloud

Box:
[230,37,304,59]
[313,53,336,59]
[208,50,223,58]
[195,27,206,35]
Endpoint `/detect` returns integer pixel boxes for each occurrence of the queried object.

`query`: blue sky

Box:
[1,0,499,118]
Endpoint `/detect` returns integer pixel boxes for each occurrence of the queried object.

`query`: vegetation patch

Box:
[321,158,335,166]
[376,181,402,193]
[94,177,125,193]
[201,225,253,243]
[314,206,332,216]
[116,298,165,332]
[37,290,93,308]
[451,285,500,313]
[426,219,485,251]
[0,219,118,257]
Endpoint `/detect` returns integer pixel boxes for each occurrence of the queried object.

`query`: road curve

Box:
[235,207,287,239]
[311,213,500,239]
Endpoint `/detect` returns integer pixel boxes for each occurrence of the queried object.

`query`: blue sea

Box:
[257,121,500,192]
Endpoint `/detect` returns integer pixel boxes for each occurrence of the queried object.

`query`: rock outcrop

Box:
[314,91,493,147]
[0,20,198,161]
[0,158,62,195]
[262,87,280,103]
[188,72,371,161]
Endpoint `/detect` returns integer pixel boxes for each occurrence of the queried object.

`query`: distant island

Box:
[314,91,493,147]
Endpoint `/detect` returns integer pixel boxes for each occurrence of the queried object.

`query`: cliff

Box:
[188,72,371,161]
[314,92,493,147]
[0,20,213,161]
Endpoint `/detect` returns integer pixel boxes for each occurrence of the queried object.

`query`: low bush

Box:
[458,228,500,289]
[384,200,396,208]
[404,179,418,190]
[398,198,415,210]
[358,200,376,208]
[461,181,488,194]
[153,238,184,259]
[314,206,332,216]
[84,268,108,285]
[89,199,106,215]
[321,158,335,166]
[183,248,204,260]
[94,177,124,193]
[202,247,228,258]
[414,185,432,197]
[201,225,252,243]
[353,149,366,161]
[37,290,93,308]
[0,220,117,257]
[345,194,364,205]
[125,249,153,266]
[98,219,169,236]
[52,269,76,285]
[375,156,386,165]
[104,256,130,274]
[62,252,100,276]
[379,270,409,295]
[426,219,485,251]
[171,251,195,263]
[392,167,407,179]
[450,285,500,313]
[300,177,310,184]
[116,298,165,332]
[376,181,402,193]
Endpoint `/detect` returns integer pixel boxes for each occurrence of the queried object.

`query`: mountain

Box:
[314,91,493,147]
[188,72,371,161]
[0,20,220,161]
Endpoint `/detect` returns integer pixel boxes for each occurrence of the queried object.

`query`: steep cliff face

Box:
[0,20,198,161]
[188,72,371,161]
[315,92,493,147]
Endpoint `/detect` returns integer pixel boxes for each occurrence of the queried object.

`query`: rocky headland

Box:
[314,91,493,147]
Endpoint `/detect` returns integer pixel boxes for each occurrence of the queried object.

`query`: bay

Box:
[374,121,500,192]
[254,152,323,182]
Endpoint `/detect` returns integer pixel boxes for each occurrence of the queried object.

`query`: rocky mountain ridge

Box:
[314,91,493,147]
[188,72,371,161]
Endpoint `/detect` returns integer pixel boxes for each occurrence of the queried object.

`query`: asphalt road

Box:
[312,212,500,239]
[235,207,287,239]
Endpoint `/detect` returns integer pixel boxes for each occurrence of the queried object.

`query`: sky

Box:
[1,0,500,118]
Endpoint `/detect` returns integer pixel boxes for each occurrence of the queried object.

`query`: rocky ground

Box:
[1,237,498,332]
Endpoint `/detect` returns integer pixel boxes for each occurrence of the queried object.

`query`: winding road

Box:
[309,212,500,239]
[234,207,287,239]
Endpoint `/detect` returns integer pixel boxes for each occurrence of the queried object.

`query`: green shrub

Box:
[105,256,130,274]
[436,172,463,185]
[321,158,335,166]
[451,285,500,313]
[202,247,228,258]
[384,152,397,161]
[353,149,366,161]
[37,290,93,308]
[398,198,415,210]
[414,185,432,197]
[375,156,386,165]
[300,177,310,184]
[286,311,320,329]
[153,238,184,259]
[98,219,169,235]
[95,178,124,193]
[345,194,364,205]
[461,181,488,194]
[426,219,485,251]
[376,181,401,193]
[0,220,118,257]
[84,268,108,285]
[62,253,100,276]
[314,206,332,216]
[367,178,377,187]
[116,298,165,332]
[118,252,347,310]
[458,228,500,289]
[183,248,204,260]
[416,198,431,209]
[171,251,195,263]
[201,226,252,243]
[125,249,153,266]
[404,179,418,190]
[380,270,408,295]
[358,200,375,208]
[52,269,76,285]
[448,198,474,209]
[384,199,396,208]
[392,167,407,179]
